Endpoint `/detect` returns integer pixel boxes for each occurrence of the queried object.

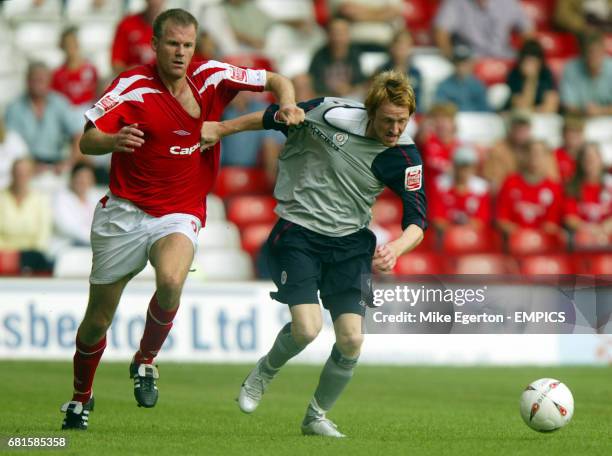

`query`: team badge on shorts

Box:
[404,165,422,191]
[332,132,349,146]
[281,270,287,285]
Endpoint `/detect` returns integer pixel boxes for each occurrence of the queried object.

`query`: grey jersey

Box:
[263,97,427,237]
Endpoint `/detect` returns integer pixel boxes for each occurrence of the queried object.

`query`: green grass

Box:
[0,362,610,455]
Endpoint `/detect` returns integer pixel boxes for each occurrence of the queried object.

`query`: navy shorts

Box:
[265,219,376,321]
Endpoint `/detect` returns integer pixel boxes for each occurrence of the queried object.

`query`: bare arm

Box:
[264,71,304,124]
[373,224,425,273]
[79,123,144,155]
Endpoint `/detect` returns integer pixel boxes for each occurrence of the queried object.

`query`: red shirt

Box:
[497,173,564,228]
[554,147,576,183]
[565,175,612,223]
[111,14,156,69]
[85,61,266,224]
[430,174,491,225]
[422,134,460,194]
[51,62,98,106]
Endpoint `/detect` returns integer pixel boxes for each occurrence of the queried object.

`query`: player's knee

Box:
[156,272,185,295]
[291,321,321,347]
[79,317,112,343]
[336,332,364,356]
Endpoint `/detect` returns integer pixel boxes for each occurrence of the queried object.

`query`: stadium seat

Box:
[226,195,277,228]
[195,249,254,280]
[206,194,226,221]
[241,222,274,255]
[360,52,389,77]
[535,31,579,58]
[214,167,273,198]
[530,113,563,148]
[508,229,566,256]
[2,0,62,20]
[223,54,275,71]
[54,248,92,279]
[65,0,121,19]
[442,226,502,254]
[452,254,518,275]
[456,112,506,146]
[573,228,612,252]
[198,221,241,250]
[0,75,24,108]
[77,20,116,54]
[257,0,316,20]
[0,250,20,275]
[520,254,574,275]
[585,116,612,143]
[372,198,403,226]
[14,22,62,53]
[394,252,446,275]
[605,34,612,55]
[474,58,513,86]
[412,54,454,110]
[520,0,555,30]
[587,254,612,275]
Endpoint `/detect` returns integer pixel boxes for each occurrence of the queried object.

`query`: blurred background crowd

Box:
[0,0,610,279]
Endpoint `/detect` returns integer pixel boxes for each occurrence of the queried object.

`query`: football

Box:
[520,378,574,432]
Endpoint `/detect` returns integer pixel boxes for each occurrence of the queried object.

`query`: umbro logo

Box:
[173,130,191,136]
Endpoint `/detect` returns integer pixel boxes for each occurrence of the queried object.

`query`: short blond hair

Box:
[365,71,416,118]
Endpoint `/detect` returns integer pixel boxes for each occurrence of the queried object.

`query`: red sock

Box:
[72,334,106,403]
[134,293,178,365]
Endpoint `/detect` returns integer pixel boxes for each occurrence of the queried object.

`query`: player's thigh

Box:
[148,213,200,289]
[290,303,323,343]
[90,196,150,284]
[333,312,364,356]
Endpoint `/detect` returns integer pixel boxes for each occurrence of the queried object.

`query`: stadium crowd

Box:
[0,0,611,278]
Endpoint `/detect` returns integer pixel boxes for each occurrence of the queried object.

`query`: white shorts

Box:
[89,193,201,285]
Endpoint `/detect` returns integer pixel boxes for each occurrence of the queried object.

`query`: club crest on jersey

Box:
[332,132,348,146]
[404,165,422,191]
[229,66,247,82]
[96,93,121,112]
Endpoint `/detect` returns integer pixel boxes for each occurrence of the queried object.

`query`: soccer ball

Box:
[520,378,574,432]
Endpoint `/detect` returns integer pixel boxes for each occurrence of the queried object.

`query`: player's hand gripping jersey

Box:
[85,61,266,224]
[262,97,427,236]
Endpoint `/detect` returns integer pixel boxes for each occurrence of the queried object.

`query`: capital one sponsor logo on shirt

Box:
[229,66,247,83]
[169,143,201,155]
[96,93,121,112]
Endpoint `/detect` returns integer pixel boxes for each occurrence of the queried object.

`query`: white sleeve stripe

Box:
[107,74,154,98]
[198,70,227,94]
[191,60,232,77]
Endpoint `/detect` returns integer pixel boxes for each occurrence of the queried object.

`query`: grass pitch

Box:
[0,362,610,455]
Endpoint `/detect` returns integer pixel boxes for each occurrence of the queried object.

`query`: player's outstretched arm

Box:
[80,123,145,155]
[264,71,305,126]
[200,111,266,149]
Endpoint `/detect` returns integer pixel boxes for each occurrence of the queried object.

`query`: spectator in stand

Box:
[421,103,461,197]
[505,39,559,113]
[434,0,532,60]
[554,115,586,183]
[561,32,612,116]
[220,92,284,183]
[376,30,423,113]
[497,140,564,235]
[434,43,490,112]
[292,73,317,103]
[309,16,366,98]
[0,158,52,255]
[565,142,612,238]
[0,117,28,190]
[328,0,405,47]
[482,112,532,193]
[52,163,98,248]
[111,0,164,74]
[52,26,99,114]
[5,62,82,174]
[430,146,491,232]
[192,30,219,63]
[554,0,612,35]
